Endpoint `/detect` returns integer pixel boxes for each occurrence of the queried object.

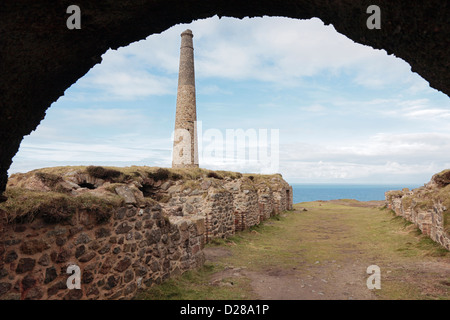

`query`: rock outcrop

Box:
[0,166,293,299]
[385,170,450,251]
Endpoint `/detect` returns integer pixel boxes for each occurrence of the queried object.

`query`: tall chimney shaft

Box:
[172,29,198,168]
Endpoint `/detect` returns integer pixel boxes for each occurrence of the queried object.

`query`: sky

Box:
[9,16,450,185]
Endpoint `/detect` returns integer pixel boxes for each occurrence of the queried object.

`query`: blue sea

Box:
[291,184,421,204]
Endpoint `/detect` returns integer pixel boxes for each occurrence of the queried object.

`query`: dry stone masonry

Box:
[0,204,204,300]
[385,170,450,251]
[0,166,293,299]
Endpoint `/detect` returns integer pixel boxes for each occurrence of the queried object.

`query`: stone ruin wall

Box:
[0,172,293,299]
[0,204,204,300]
[202,189,235,241]
[160,175,292,239]
[224,181,260,232]
[386,187,449,251]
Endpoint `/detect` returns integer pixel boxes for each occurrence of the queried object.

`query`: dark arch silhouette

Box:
[0,0,449,198]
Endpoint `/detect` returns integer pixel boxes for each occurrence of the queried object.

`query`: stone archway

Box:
[1,0,449,197]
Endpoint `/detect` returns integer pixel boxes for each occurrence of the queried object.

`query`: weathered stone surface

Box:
[38,253,50,266]
[116,222,133,234]
[124,269,134,283]
[44,267,58,284]
[160,181,172,191]
[13,225,26,233]
[47,228,67,238]
[21,274,37,290]
[64,289,83,300]
[114,257,132,273]
[86,284,100,297]
[78,252,96,263]
[149,260,160,272]
[75,233,91,245]
[105,275,120,290]
[115,185,137,205]
[95,227,111,239]
[116,208,127,220]
[145,229,161,244]
[5,250,18,263]
[20,239,50,255]
[55,237,66,247]
[0,268,8,279]
[24,287,44,300]
[15,258,36,274]
[98,243,111,254]
[47,281,67,297]
[0,282,12,297]
[82,270,94,284]
[55,249,72,264]
[99,257,115,274]
[386,171,450,250]
[124,282,137,296]
[75,245,86,258]
[88,240,101,251]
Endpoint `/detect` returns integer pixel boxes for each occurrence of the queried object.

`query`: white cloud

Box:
[277,132,450,183]
[10,135,173,174]
[279,160,442,184]
[59,108,149,126]
[68,15,431,101]
[79,69,175,100]
[300,104,327,113]
[379,98,450,121]
[282,132,450,160]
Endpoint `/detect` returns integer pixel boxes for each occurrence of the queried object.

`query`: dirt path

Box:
[203,201,450,300]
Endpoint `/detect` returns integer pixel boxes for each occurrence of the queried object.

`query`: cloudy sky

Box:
[10,16,450,185]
